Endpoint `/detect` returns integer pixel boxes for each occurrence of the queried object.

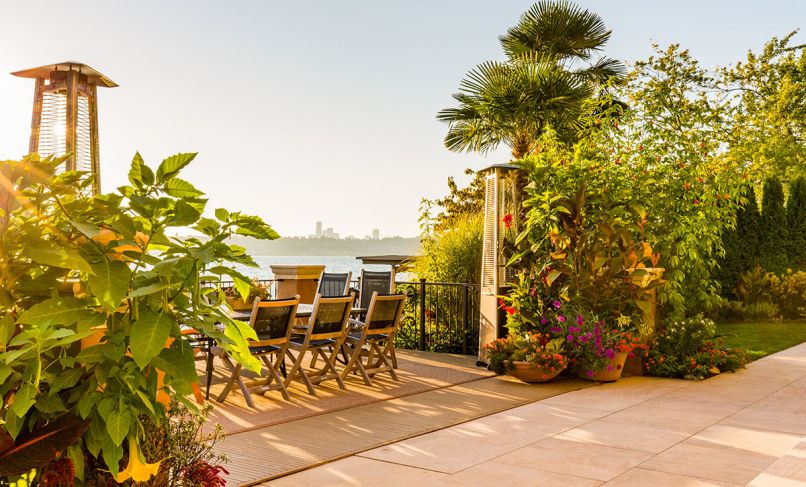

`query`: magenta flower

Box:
[567,335,574,343]
[540,316,548,325]
[576,315,584,325]
[605,348,615,359]
[569,326,579,334]
[557,315,566,323]
[607,365,614,371]
[553,300,562,309]
[586,370,594,378]
[550,327,562,333]
[579,335,588,343]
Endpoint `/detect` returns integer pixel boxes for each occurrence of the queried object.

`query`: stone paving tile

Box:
[494,436,653,482]
[603,468,741,486]
[445,461,602,486]
[639,424,802,485]
[748,438,806,486]
[265,456,451,486]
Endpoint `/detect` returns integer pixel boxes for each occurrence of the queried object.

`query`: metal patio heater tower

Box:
[12,62,117,195]
[477,163,521,365]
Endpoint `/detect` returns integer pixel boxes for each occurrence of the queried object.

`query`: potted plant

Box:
[224,279,270,310]
[484,333,567,383]
[549,314,641,382]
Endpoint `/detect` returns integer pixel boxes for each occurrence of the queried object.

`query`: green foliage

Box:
[438,0,624,158]
[512,176,659,321]
[422,169,486,233]
[644,315,748,380]
[759,176,789,273]
[788,177,806,269]
[0,152,278,482]
[715,185,760,298]
[412,213,483,284]
[719,32,806,184]
[482,333,565,375]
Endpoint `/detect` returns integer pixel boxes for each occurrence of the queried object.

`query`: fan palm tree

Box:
[438,0,625,159]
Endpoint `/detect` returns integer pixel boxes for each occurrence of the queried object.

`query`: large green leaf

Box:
[156,153,197,183]
[151,339,198,384]
[129,310,172,369]
[88,260,132,310]
[16,297,96,328]
[21,241,93,274]
[11,383,36,417]
[105,405,132,446]
[128,152,154,188]
[163,178,204,198]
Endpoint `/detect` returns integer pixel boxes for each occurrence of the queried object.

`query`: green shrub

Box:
[644,315,748,380]
[759,176,789,274]
[743,302,781,321]
[769,270,806,319]
[787,177,806,270]
[714,299,746,322]
[412,212,483,284]
[716,185,760,298]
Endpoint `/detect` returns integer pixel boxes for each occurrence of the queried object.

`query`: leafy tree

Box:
[413,213,483,284]
[720,32,806,184]
[423,169,486,233]
[437,0,624,159]
[759,176,789,273]
[716,185,761,298]
[787,176,806,269]
[0,153,277,483]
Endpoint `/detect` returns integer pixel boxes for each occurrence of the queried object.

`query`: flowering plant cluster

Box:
[643,315,748,380]
[546,311,641,378]
[484,333,566,376]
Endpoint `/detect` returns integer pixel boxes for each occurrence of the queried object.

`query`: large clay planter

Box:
[508,361,566,383]
[226,295,254,311]
[578,352,628,382]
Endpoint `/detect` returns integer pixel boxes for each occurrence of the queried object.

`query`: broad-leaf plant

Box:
[0,152,278,483]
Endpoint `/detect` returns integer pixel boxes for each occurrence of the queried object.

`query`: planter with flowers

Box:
[484,333,567,383]
[548,313,641,382]
[224,278,271,310]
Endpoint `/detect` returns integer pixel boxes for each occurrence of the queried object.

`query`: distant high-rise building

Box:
[315,221,323,238]
[325,227,334,238]
[372,229,380,240]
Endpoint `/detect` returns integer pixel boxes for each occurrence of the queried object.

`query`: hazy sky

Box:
[0,1,802,237]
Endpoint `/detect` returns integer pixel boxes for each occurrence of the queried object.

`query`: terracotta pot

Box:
[226,296,253,311]
[578,352,628,382]
[508,361,566,383]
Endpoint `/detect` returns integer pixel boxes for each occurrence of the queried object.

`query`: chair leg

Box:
[285,349,316,395]
[260,354,291,401]
[369,341,398,381]
[390,345,398,369]
[318,347,346,390]
[217,355,255,407]
[205,345,215,399]
[341,342,372,386]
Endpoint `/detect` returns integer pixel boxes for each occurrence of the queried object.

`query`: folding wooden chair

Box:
[317,271,352,297]
[284,293,354,395]
[216,296,299,407]
[341,292,405,386]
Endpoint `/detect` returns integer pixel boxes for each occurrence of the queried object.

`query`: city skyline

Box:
[310,220,381,240]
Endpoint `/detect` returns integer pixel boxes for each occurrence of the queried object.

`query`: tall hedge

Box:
[717,185,760,298]
[788,176,806,270]
[759,176,789,274]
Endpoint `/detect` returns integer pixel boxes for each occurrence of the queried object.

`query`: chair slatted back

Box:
[363,292,405,336]
[318,272,352,298]
[306,293,354,341]
[359,270,393,310]
[249,296,299,347]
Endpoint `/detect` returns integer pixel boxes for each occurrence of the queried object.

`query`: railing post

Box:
[419,278,426,351]
[462,284,469,355]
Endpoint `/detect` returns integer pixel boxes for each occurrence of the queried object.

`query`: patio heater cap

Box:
[12,61,118,194]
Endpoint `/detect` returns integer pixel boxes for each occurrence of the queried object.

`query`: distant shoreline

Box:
[229,236,422,258]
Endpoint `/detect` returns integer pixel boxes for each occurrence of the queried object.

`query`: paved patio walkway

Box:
[265,341,806,486]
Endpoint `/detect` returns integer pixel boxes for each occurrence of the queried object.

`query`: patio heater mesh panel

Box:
[12,62,117,195]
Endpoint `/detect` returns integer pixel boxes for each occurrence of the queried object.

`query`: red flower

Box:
[506,307,516,315]
[502,213,514,229]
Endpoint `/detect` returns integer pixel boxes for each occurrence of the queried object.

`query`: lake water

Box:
[231,256,412,281]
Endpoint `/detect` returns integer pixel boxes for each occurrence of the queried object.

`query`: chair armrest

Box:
[349,318,365,328]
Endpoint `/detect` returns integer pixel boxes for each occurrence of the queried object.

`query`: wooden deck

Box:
[211,351,592,485]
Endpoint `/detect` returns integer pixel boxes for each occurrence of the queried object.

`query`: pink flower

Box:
[605,348,615,359]
[557,315,566,323]
[553,300,562,309]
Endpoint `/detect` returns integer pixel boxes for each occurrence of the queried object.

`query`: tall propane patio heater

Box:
[477,163,521,365]
[12,61,117,195]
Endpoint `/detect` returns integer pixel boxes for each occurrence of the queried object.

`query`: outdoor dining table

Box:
[230,304,368,322]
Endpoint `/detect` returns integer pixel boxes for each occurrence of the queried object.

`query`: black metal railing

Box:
[218,278,481,355]
[394,280,480,355]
